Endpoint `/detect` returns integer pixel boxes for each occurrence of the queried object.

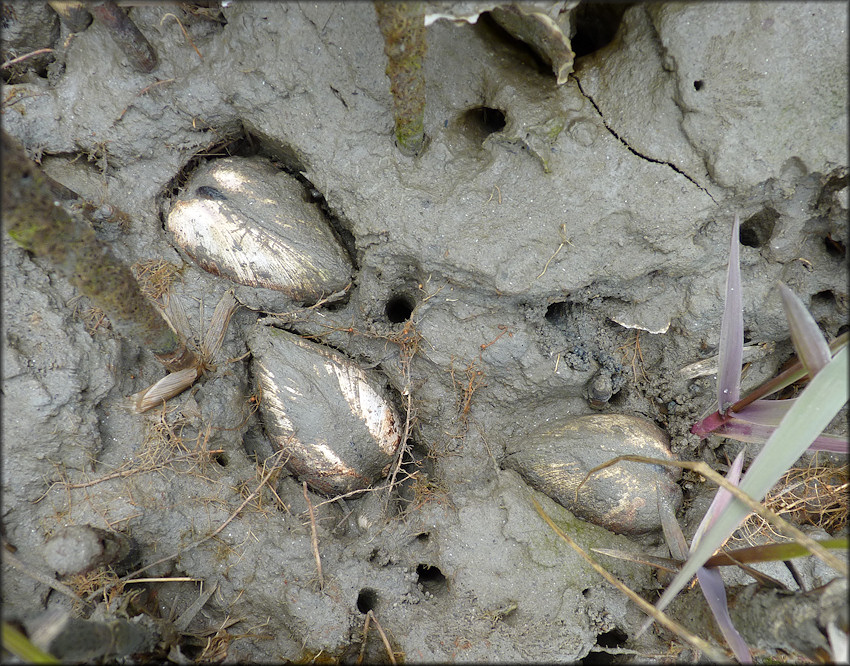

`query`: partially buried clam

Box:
[167,156,352,305]
[248,324,402,496]
[503,414,682,535]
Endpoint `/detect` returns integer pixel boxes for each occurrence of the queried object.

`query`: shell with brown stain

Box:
[502,414,682,535]
[167,156,352,305]
[248,323,402,496]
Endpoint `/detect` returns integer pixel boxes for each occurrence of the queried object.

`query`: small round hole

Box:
[416,564,447,595]
[740,207,779,248]
[544,301,568,323]
[212,452,229,467]
[416,532,430,542]
[385,294,415,323]
[356,588,378,613]
[824,234,846,258]
[458,106,506,143]
[571,3,627,58]
[693,80,704,91]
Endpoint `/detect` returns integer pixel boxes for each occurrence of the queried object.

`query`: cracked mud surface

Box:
[2,2,847,662]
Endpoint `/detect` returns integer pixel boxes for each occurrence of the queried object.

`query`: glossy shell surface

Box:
[167,156,352,304]
[248,324,402,496]
[503,414,682,534]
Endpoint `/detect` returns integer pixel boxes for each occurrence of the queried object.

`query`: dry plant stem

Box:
[578,455,847,575]
[36,450,223,500]
[1,544,90,608]
[532,499,729,663]
[1,48,55,69]
[160,13,203,61]
[370,610,397,665]
[357,610,397,665]
[1,131,196,373]
[374,2,427,155]
[384,390,414,512]
[303,482,325,590]
[85,450,287,602]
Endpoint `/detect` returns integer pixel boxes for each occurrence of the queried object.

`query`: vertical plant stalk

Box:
[374,2,427,156]
[1,130,196,372]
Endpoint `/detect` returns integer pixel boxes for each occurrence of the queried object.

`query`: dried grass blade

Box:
[127,367,199,413]
[201,289,239,359]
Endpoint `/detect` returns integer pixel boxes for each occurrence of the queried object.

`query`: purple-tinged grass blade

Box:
[733,400,794,426]
[691,452,745,551]
[692,410,730,438]
[695,567,752,663]
[718,215,744,413]
[657,476,752,663]
[713,419,848,452]
[779,284,832,377]
[642,346,848,635]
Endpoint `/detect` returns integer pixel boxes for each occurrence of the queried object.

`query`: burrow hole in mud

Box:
[579,627,628,664]
[416,532,430,543]
[211,452,229,467]
[416,564,447,596]
[824,234,846,258]
[693,79,705,90]
[456,106,507,145]
[740,207,780,248]
[571,3,629,58]
[356,588,379,613]
[385,294,416,323]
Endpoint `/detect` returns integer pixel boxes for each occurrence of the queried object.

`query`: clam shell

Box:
[502,414,682,535]
[248,324,402,496]
[167,157,352,304]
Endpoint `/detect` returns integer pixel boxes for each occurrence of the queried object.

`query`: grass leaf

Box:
[779,283,831,377]
[647,345,848,623]
[696,567,752,663]
[718,215,744,413]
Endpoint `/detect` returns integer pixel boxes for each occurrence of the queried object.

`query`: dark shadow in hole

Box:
[740,207,780,248]
[386,294,415,323]
[579,627,628,664]
[545,301,570,324]
[416,532,430,543]
[693,79,704,91]
[457,106,507,144]
[356,588,379,614]
[572,3,630,58]
[416,564,447,596]
[212,452,228,467]
[825,234,846,258]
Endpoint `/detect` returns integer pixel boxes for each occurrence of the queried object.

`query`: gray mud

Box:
[2,2,847,662]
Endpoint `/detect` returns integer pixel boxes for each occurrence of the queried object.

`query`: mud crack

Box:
[572,75,716,204]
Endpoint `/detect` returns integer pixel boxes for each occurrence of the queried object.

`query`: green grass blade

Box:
[646,345,848,622]
[2,622,59,664]
[705,537,848,567]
